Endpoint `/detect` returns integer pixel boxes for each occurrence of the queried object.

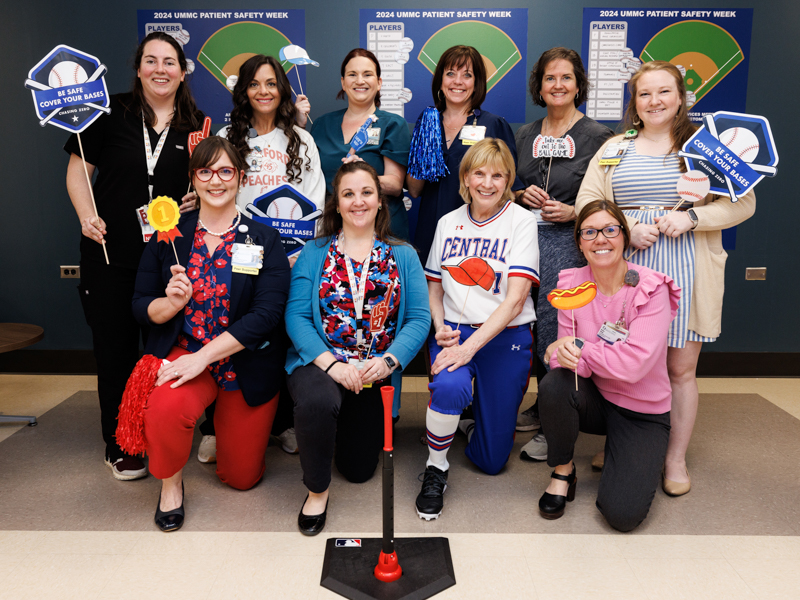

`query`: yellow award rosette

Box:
[146,196,183,243]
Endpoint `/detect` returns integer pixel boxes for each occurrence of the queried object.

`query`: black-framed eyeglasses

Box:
[193,167,238,182]
[579,225,622,241]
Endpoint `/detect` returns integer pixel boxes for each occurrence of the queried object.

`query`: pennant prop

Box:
[407,107,449,182]
[678,111,778,202]
[364,283,396,362]
[548,281,597,390]
[347,114,378,158]
[147,196,183,263]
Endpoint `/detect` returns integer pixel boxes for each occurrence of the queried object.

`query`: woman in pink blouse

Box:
[537,199,680,531]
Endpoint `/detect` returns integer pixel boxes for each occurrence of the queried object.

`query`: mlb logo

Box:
[335,539,362,547]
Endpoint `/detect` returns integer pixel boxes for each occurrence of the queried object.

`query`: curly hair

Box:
[316,162,399,245]
[225,55,309,184]
[528,47,590,108]
[123,32,202,132]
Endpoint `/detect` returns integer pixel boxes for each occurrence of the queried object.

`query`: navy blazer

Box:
[132,210,290,406]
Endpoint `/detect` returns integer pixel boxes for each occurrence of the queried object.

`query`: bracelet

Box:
[324,360,338,374]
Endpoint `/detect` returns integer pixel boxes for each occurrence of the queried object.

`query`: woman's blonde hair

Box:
[458,138,516,205]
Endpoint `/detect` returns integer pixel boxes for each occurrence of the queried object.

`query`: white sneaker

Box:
[520,431,548,461]
[277,428,299,454]
[197,435,217,463]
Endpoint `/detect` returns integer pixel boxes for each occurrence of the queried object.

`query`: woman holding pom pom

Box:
[311,49,411,240]
[128,137,290,532]
[407,45,523,264]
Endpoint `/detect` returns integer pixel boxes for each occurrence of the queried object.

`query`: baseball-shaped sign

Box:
[147,196,181,232]
[266,197,302,220]
[548,281,597,311]
[718,127,760,163]
[49,61,88,88]
[676,171,711,203]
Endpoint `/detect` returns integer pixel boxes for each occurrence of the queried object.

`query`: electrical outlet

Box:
[745,267,766,281]
[60,265,80,279]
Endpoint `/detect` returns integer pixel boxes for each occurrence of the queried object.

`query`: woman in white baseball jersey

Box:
[576,61,755,496]
[417,138,539,520]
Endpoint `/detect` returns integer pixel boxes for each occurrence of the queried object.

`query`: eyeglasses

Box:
[579,225,622,241]
[193,167,238,182]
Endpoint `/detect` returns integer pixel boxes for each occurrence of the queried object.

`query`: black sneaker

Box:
[415,466,448,520]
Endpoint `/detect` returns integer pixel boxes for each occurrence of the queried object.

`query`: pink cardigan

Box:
[549,265,681,414]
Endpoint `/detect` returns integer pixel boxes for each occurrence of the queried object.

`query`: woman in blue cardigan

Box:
[285,162,430,536]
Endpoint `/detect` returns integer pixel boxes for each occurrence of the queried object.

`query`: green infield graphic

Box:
[641,21,743,104]
[417,21,521,91]
[197,22,293,90]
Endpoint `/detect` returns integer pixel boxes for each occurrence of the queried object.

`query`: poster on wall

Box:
[359,9,528,123]
[581,8,753,123]
[137,10,306,123]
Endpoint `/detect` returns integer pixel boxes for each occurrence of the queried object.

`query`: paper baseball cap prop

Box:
[679,112,778,202]
[441,257,495,291]
[279,44,319,67]
[25,45,110,133]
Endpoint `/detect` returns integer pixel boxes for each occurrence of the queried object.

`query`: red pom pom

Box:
[116,355,162,455]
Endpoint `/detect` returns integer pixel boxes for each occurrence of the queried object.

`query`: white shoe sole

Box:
[197,454,216,464]
[515,422,541,432]
[416,506,442,520]
[104,458,147,481]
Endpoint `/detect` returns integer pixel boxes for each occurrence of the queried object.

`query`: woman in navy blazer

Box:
[132,137,290,532]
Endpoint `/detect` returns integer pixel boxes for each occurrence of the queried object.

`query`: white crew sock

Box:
[425,408,460,472]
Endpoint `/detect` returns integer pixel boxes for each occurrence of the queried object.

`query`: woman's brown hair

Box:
[188,137,247,189]
[528,47,590,108]
[316,162,399,245]
[336,48,382,108]
[431,46,486,113]
[574,199,631,251]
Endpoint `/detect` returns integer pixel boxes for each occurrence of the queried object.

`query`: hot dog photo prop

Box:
[548,281,597,389]
[441,256,494,332]
[25,45,111,263]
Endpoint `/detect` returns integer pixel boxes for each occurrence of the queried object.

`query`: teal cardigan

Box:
[285,236,431,375]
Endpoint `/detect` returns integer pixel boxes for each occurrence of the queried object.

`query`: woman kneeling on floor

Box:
[537,199,680,531]
[131,137,290,532]
[417,138,539,520]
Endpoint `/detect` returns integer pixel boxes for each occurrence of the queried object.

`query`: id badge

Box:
[348,357,371,387]
[597,321,630,344]
[136,204,155,242]
[231,242,264,275]
[366,127,381,146]
[598,142,629,166]
[460,125,486,145]
[247,149,263,172]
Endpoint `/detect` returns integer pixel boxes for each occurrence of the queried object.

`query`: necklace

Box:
[198,207,241,237]
[250,125,280,147]
[543,109,577,139]
[599,281,626,308]
[640,132,671,143]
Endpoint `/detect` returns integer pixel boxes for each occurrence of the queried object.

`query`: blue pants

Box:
[428,321,533,475]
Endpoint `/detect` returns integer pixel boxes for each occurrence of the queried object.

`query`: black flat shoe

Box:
[155,482,184,532]
[298,494,328,536]
[539,465,577,520]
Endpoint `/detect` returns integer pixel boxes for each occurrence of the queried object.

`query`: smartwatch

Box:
[383,356,398,371]
[687,209,698,230]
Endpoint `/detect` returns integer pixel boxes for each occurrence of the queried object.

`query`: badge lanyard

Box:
[339,233,375,349]
[142,115,170,202]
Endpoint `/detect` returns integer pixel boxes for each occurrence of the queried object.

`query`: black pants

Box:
[288,363,387,493]
[538,368,670,532]
[78,259,147,459]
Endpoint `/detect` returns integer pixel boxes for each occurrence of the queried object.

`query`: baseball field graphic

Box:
[417,21,521,91]
[641,20,744,104]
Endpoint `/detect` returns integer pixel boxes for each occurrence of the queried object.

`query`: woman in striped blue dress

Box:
[576,61,755,496]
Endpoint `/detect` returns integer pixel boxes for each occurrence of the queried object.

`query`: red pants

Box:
[144,347,278,490]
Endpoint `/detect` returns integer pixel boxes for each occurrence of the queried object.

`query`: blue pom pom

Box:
[407,107,449,182]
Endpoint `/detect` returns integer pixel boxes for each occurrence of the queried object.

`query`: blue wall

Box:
[1,0,796,353]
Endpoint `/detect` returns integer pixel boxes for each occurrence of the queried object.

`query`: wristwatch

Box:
[687,209,699,230]
[383,356,398,371]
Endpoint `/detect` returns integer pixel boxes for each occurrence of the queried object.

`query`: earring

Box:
[632,115,641,127]
[336,208,340,214]
[438,90,444,103]
[539,95,544,104]
[378,204,382,211]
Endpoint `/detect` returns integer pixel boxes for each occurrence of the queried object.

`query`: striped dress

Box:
[612,140,715,348]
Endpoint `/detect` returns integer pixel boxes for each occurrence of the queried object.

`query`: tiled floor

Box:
[1,374,799,599]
